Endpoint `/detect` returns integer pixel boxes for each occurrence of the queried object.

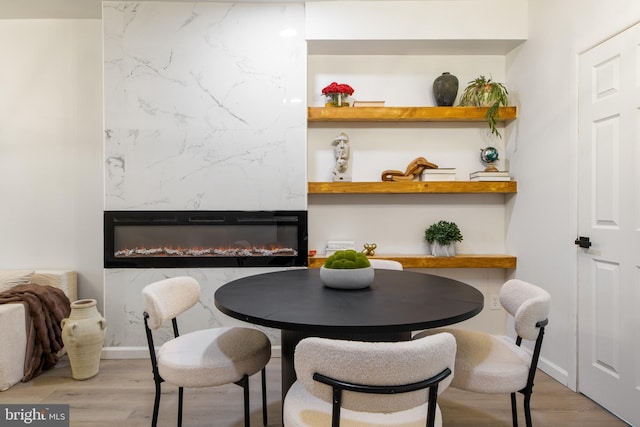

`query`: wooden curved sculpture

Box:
[381,157,439,181]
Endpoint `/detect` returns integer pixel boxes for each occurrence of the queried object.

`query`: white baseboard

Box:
[537,355,572,390]
[100,346,149,359]
[101,345,282,359]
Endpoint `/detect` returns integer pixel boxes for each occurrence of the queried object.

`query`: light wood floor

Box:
[0,356,629,427]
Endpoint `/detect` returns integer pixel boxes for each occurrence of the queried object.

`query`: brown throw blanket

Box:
[0,283,70,381]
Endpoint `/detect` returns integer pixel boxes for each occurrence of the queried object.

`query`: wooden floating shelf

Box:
[308,181,517,194]
[308,106,517,122]
[308,254,517,269]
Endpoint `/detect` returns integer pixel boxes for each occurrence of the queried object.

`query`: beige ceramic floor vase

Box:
[61,299,107,380]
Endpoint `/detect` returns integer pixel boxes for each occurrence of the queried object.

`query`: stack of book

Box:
[325,240,356,256]
[352,100,385,107]
[421,168,457,181]
[469,171,511,181]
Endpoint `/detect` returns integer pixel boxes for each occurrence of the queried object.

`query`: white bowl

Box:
[319,265,375,289]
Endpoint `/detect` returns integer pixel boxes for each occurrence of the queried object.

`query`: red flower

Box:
[322,82,354,96]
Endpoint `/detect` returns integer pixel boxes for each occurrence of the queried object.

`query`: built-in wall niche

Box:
[305,20,518,271]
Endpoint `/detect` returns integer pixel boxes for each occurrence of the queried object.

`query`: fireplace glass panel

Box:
[104,211,307,268]
[114,224,299,258]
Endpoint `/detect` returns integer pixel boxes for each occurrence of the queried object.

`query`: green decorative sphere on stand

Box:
[480,146,499,172]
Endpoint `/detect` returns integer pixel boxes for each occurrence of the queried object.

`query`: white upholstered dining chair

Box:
[283,333,456,427]
[368,259,403,270]
[142,276,271,427]
[414,279,551,427]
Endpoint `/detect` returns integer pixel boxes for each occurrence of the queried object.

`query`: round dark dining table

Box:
[214,268,484,400]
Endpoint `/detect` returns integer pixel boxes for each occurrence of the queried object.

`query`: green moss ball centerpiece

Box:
[320,249,374,289]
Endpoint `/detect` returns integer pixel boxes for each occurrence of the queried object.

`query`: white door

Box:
[577,22,640,426]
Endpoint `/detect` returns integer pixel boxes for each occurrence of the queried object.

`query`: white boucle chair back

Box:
[499,279,551,341]
[142,276,200,330]
[368,259,404,270]
[294,332,456,414]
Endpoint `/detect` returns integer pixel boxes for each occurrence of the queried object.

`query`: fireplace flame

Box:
[115,245,297,258]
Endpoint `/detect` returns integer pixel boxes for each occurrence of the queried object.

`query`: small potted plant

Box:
[320,249,374,289]
[424,220,463,257]
[458,75,509,138]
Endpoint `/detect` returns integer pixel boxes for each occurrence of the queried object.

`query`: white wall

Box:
[506,0,640,389]
[306,0,527,41]
[0,19,104,305]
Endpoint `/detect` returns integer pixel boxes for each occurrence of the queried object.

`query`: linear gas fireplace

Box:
[104,210,308,268]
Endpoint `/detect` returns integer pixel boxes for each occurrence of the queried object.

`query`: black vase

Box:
[433,72,459,106]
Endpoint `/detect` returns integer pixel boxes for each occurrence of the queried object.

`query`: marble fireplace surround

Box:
[103,2,306,350]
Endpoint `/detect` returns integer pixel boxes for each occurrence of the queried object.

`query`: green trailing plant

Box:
[324,249,371,269]
[424,221,463,246]
[458,75,509,138]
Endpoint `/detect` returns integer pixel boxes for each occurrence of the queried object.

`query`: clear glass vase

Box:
[325,93,350,107]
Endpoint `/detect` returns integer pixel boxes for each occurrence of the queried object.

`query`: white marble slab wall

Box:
[102,2,306,347]
[103,2,306,210]
[104,268,291,347]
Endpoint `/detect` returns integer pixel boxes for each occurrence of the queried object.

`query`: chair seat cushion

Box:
[283,381,443,427]
[414,329,530,394]
[158,326,270,388]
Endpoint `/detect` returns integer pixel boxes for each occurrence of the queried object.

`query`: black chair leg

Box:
[178,386,184,427]
[151,382,161,427]
[524,391,533,427]
[426,385,439,427]
[510,392,518,427]
[240,375,250,427]
[261,368,268,426]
